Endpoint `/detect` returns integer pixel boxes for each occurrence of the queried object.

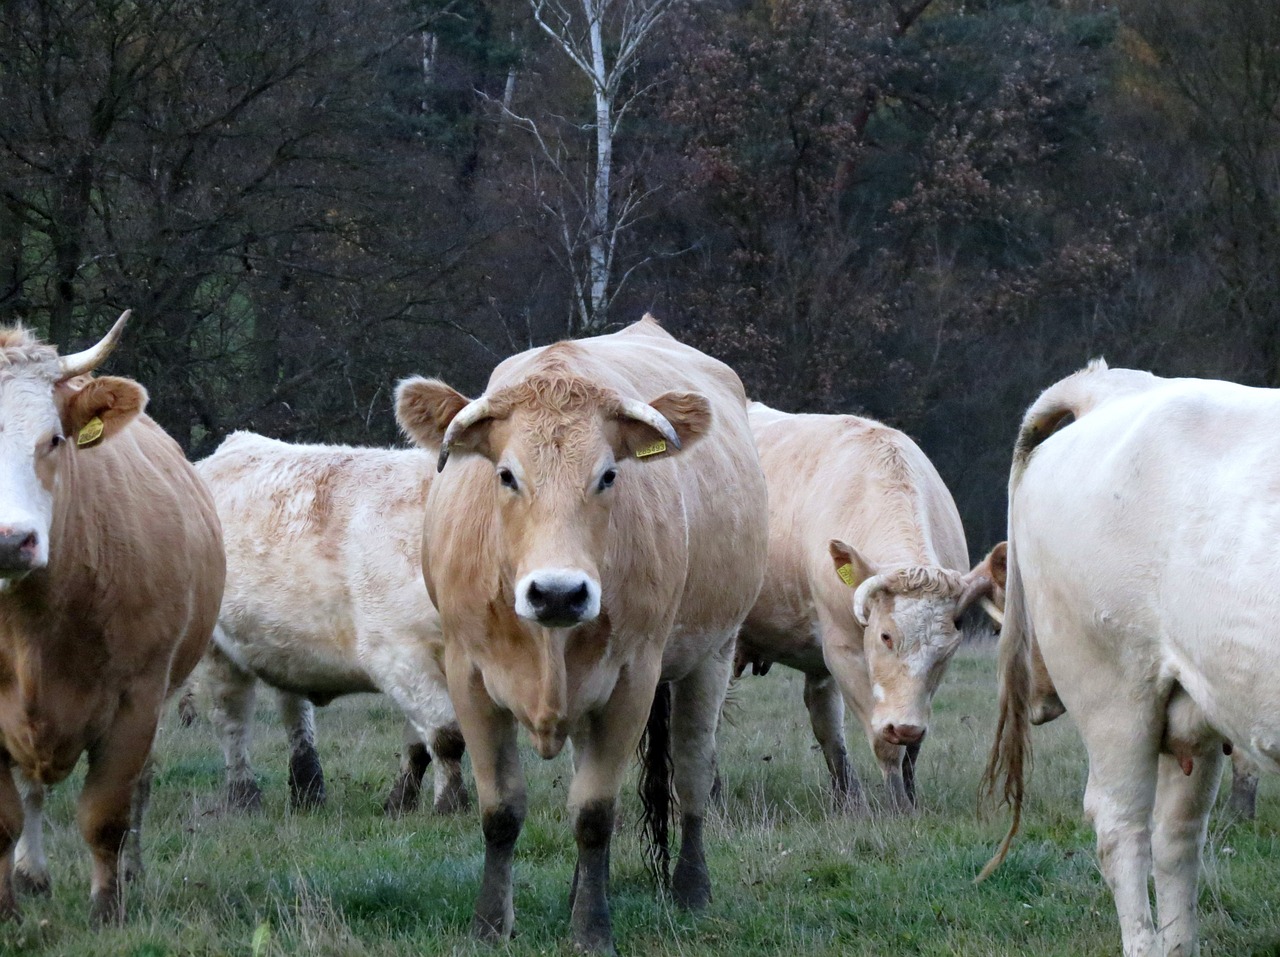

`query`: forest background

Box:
[2,0,1276,554]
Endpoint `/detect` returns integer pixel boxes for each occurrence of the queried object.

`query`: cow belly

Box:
[736,624,827,675]
[0,688,111,785]
[215,621,378,698]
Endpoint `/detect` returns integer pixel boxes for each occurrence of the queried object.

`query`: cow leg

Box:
[1226,750,1259,821]
[0,766,22,920]
[385,721,431,816]
[1080,737,1161,957]
[449,656,526,943]
[566,661,658,955]
[670,641,735,912]
[78,686,165,925]
[205,641,262,812]
[13,776,50,895]
[901,740,922,807]
[802,673,864,814]
[279,692,325,810]
[1152,747,1222,957]
[431,723,469,814]
[121,759,153,884]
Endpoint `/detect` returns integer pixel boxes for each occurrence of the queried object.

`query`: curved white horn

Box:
[57,310,130,381]
[852,575,890,627]
[979,597,1005,629]
[618,397,681,450]
[437,396,493,472]
[955,572,995,620]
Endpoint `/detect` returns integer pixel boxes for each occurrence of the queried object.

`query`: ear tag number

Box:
[635,439,667,459]
[77,416,105,448]
[836,563,856,587]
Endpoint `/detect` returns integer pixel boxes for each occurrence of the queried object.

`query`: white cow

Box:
[737,403,998,811]
[984,359,1280,957]
[196,433,467,814]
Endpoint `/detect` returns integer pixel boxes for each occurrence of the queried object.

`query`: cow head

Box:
[0,312,143,580]
[827,539,996,747]
[396,370,711,630]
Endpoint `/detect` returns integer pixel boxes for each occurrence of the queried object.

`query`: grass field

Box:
[3,643,1279,956]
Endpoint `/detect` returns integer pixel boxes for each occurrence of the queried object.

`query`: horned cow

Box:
[395,315,768,954]
[0,314,224,923]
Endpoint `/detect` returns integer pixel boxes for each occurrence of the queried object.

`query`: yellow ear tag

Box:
[634,439,667,459]
[77,416,105,448]
[836,563,857,587]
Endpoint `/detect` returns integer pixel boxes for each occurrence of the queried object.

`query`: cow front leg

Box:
[205,640,262,812]
[670,643,735,911]
[0,765,23,920]
[1153,747,1223,957]
[871,738,911,813]
[1226,750,1259,821]
[121,760,153,884]
[449,655,526,942]
[278,692,325,810]
[430,723,469,814]
[802,672,865,814]
[566,662,658,956]
[13,776,50,895]
[78,688,165,925]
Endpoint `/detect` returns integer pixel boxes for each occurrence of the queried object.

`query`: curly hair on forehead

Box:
[877,565,966,599]
[0,327,60,374]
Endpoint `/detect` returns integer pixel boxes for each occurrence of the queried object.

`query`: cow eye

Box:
[597,468,617,492]
[881,632,894,650]
[50,434,65,449]
[498,467,518,491]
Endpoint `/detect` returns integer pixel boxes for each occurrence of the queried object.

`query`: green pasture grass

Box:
[4,644,1279,955]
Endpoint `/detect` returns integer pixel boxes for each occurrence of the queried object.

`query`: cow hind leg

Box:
[121,760,154,884]
[431,724,469,814]
[385,721,431,816]
[1080,734,1161,957]
[205,641,263,812]
[0,766,23,920]
[1152,747,1223,957]
[669,640,735,911]
[802,673,866,814]
[13,777,50,895]
[279,692,325,810]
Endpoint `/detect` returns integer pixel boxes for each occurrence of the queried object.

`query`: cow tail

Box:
[976,381,1084,882]
[976,534,1033,882]
[638,681,673,888]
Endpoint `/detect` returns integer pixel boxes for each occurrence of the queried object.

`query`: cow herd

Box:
[0,312,1273,957]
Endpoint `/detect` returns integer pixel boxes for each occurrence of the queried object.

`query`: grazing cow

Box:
[395,315,768,954]
[196,434,467,815]
[983,359,1280,957]
[736,404,998,811]
[0,315,223,923]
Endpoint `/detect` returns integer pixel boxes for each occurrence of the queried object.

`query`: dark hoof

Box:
[672,860,711,911]
[434,781,470,815]
[89,888,124,926]
[0,892,19,922]
[226,779,263,812]
[383,779,421,817]
[471,913,511,942]
[13,869,50,897]
[572,928,616,955]
[288,750,326,810]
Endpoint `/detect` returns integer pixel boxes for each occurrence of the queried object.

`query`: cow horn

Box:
[955,572,995,620]
[57,310,130,381]
[618,398,681,451]
[437,395,493,472]
[979,597,1004,628]
[853,575,890,627]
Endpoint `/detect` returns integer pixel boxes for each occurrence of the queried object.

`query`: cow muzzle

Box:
[0,524,43,577]
[515,569,601,628]
[878,722,927,747]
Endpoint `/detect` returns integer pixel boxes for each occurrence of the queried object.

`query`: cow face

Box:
[396,375,711,630]
[827,540,994,746]
[0,315,140,581]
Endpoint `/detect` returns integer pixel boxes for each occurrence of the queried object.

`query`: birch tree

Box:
[505,0,672,336]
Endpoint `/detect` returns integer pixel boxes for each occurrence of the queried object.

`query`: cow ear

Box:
[396,377,470,449]
[981,541,1008,590]
[615,391,712,460]
[59,375,147,445]
[828,539,876,589]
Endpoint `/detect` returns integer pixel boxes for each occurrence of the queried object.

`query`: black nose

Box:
[526,579,591,626]
[0,528,39,573]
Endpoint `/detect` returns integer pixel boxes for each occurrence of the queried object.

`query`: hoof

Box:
[13,869,51,897]
[288,750,326,810]
[226,780,263,813]
[433,781,470,815]
[89,888,124,927]
[383,776,421,817]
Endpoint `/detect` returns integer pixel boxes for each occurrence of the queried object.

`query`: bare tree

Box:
[498,0,672,336]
